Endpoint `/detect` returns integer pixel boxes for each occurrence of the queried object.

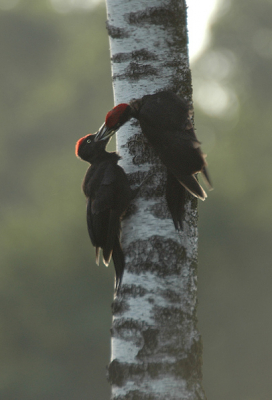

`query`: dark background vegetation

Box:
[1,0,272,399]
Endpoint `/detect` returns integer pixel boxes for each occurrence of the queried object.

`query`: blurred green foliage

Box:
[194,1,272,399]
[1,0,272,399]
[0,2,114,399]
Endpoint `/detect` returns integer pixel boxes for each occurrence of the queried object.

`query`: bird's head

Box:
[75,133,108,163]
[95,103,132,142]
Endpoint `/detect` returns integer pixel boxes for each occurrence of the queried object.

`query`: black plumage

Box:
[95,90,212,230]
[75,133,132,292]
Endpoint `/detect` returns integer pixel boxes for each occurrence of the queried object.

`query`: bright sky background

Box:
[186,0,220,61]
[47,0,220,61]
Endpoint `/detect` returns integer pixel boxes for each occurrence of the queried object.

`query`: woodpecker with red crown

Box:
[75,132,133,292]
[95,90,212,230]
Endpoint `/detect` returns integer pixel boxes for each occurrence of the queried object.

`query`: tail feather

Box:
[178,174,207,200]
[102,210,124,292]
[112,238,125,293]
[95,247,100,266]
[166,171,186,231]
[201,166,213,190]
[102,210,120,266]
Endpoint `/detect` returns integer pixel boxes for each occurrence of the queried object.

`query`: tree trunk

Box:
[105,0,206,399]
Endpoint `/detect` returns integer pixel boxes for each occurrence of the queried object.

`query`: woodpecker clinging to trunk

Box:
[95,90,212,230]
[75,133,133,292]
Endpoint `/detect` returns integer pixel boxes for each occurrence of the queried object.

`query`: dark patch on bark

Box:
[171,68,192,101]
[108,339,204,389]
[125,237,187,277]
[168,0,192,98]
[114,391,156,400]
[189,196,199,222]
[136,328,159,358]
[130,119,140,128]
[122,134,169,201]
[145,363,160,379]
[112,318,147,339]
[149,200,171,220]
[149,190,196,226]
[122,2,192,97]
[113,62,158,81]
[126,6,183,27]
[109,2,192,96]
[119,284,148,298]
[122,168,165,219]
[106,22,129,39]
[164,58,185,69]
[161,64,192,100]
[125,132,157,165]
[131,49,158,62]
[137,173,165,200]
[182,338,203,380]
[161,288,183,304]
[190,260,198,275]
[124,170,156,211]
[114,391,157,400]
[113,49,158,64]
[127,170,153,187]
[130,168,165,202]
[112,297,130,316]
[108,359,124,387]
[153,305,185,326]
[108,360,146,387]
[112,52,131,63]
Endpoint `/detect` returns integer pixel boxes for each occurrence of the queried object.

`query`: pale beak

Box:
[94,122,117,142]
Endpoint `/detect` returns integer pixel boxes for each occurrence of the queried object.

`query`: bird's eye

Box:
[87,139,91,143]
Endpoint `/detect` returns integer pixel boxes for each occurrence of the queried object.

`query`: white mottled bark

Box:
[105,0,206,399]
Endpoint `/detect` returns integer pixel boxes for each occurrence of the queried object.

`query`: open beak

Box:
[94,122,117,142]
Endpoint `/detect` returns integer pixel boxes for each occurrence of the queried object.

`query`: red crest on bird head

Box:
[75,133,93,156]
[105,104,129,128]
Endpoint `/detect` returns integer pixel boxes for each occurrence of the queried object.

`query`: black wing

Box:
[86,162,118,250]
[86,162,131,290]
[140,91,189,132]
[166,170,186,231]
[139,91,212,194]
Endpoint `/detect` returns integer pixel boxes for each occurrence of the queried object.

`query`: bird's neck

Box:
[90,151,120,165]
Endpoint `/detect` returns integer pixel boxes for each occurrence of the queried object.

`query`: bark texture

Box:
[105,0,206,399]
